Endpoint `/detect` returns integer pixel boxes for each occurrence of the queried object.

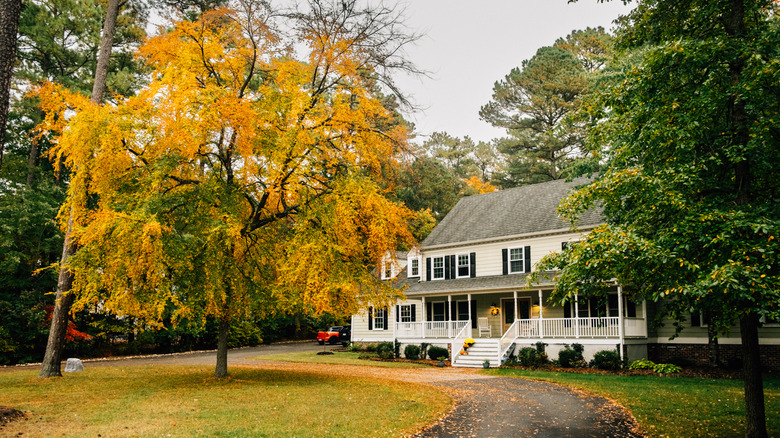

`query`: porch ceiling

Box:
[406,273,555,295]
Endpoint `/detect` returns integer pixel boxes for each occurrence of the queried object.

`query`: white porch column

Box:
[468,293,473,338]
[447,295,452,338]
[618,285,625,361]
[421,296,426,339]
[574,293,580,338]
[538,289,544,338]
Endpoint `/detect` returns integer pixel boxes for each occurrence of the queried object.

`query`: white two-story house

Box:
[351,177,650,367]
[351,177,780,369]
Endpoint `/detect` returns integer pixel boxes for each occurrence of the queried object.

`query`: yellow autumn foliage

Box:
[34,5,415,327]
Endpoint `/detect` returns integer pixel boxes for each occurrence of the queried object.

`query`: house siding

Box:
[422,231,587,279]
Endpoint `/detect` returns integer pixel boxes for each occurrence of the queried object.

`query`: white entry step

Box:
[452,340,500,368]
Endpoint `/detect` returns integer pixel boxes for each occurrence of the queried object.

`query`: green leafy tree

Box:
[480,46,591,186]
[395,156,461,222]
[481,29,615,188]
[534,1,780,436]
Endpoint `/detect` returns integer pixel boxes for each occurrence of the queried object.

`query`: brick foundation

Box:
[648,343,780,372]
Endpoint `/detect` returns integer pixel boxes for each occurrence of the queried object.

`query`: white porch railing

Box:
[450,322,472,364]
[532,317,621,338]
[395,321,469,339]
[498,319,520,364]
[396,317,644,340]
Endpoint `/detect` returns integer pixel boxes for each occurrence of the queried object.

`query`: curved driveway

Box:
[26,343,644,438]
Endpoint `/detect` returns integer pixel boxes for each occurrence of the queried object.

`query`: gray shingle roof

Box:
[421,177,603,248]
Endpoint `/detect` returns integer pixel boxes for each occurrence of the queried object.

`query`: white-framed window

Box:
[456,253,470,278]
[432,302,446,321]
[508,247,525,273]
[400,304,412,322]
[408,257,420,278]
[374,309,385,329]
[432,256,444,280]
[381,261,393,280]
[456,301,470,321]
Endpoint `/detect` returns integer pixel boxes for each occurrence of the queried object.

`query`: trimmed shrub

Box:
[653,363,682,374]
[427,346,449,361]
[517,347,546,367]
[558,344,585,368]
[376,342,395,360]
[404,344,421,360]
[590,350,622,370]
[364,343,377,352]
[394,339,401,358]
[628,359,655,370]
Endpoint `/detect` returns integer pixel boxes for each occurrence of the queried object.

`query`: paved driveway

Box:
[12,343,643,437]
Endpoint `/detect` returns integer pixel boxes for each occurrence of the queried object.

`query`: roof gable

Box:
[421,177,602,247]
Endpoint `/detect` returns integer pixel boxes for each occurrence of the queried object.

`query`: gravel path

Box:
[7,343,644,437]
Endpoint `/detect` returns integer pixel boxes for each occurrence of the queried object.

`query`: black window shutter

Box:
[524,246,531,273]
[691,313,701,327]
[450,301,457,321]
[368,306,373,330]
[449,255,456,279]
[426,301,432,321]
[411,304,416,322]
[383,308,389,330]
[502,249,508,275]
[470,252,476,278]
[444,255,451,279]
[426,257,431,281]
[471,300,477,328]
[564,302,571,318]
[444,302,450,320]
[396,305,400,322]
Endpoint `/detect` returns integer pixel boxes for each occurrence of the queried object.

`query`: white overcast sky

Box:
[393,0,635,145]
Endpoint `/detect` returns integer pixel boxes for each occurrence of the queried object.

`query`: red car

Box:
[317,326,343,345]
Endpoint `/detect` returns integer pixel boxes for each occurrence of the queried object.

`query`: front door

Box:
[501,297,531,334]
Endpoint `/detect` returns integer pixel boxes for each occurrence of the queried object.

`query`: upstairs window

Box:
[503,246,531,274]
[432,256,444,280]
[456,253,470,278]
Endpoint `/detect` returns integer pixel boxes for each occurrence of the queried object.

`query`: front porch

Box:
[393,287,647,367]
[395,316,648,341]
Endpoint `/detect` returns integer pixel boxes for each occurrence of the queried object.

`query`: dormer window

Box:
[408,257,420,278]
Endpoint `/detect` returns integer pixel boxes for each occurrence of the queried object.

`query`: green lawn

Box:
[0,366,450,437]
[251,351,428,368]
[487,368,780,437]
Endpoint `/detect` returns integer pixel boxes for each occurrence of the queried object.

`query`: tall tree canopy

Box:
[36,0,419,377]
[481,28,613,187]
[534,1,780,436]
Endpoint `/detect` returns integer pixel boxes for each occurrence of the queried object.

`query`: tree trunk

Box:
[214,318,230,378]
[740,312,767,438]
[38,217,76,378]
[707,324,720,368]
[38,0,120,378]
[91,0,119,104]
[26,137,38,185]
[0,0,22,170]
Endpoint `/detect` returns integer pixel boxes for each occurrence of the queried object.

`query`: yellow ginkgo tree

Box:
[37,0,420,377]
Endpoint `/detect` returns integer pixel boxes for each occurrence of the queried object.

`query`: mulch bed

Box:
[0,406,25,427]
